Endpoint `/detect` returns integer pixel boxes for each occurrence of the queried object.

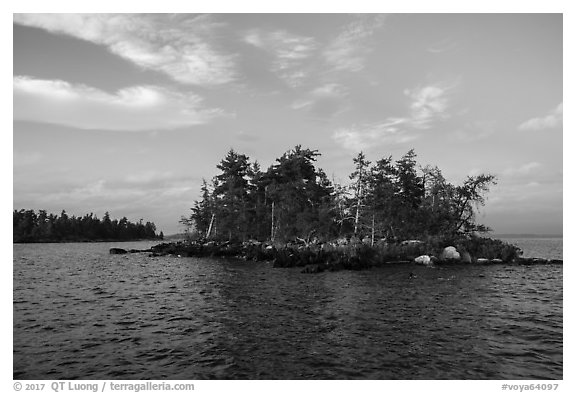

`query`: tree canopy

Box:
[13,209,161,243]
[182,146,497,244]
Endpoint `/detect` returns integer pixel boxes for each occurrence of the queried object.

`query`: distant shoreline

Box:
[13,238,160,244]
[492,234,563,239]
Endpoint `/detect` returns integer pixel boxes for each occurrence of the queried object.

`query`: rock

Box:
[301,264,324,274]
[109,248,128,254]
[440,246,460,261]
[402,240,423,246]
[491,258,503,263]
[476,258,490,263]
[414,255,433,265]
[460,251,472,263]
[129,249,151,253]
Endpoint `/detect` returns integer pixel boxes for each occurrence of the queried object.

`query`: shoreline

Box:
[111,238,563,273]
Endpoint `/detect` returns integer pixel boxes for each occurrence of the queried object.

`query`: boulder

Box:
[414,255,433,266]
[440,246,460,261]
[109,248,128,254]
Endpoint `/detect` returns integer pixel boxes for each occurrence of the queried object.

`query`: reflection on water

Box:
[13,242,562,379]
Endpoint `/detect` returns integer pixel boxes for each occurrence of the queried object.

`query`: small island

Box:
[117,146,562,271]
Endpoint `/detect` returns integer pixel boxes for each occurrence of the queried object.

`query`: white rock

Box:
[440,246,461,261]
[414,255,433,265]
[402,240,423,246]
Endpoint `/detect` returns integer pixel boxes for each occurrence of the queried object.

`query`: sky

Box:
[12,13,563,235]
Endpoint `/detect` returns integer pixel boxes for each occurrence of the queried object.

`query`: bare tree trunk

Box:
[270,201,275,242]
[354,183,363,235]
[206,213,215,238]
[371,213,375,246]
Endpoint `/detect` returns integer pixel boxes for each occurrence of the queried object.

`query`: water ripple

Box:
[13,241,563,379]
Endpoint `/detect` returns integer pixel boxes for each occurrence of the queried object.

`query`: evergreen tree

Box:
[213,149,252,241]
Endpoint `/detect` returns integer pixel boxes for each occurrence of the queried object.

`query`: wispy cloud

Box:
[14,76,225,131]
[332,81,454,150]
[427,37,460,54]
[13,13,236,86]
[291,83,349,117]
[518,103,563,131]
[36,178,195,212]
[503,162,543,176]
[404,83,453,129]
[244,29,316,87]
[13,151,43,166]
[323,14,386,72]
[452,121,496,141]
[333,118,417,151]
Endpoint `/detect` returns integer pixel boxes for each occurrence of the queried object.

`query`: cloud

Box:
[14,76,224,131]
[29,178,196,226]
[452,121,496,141]
[518,103,563,131]
[427,38,460,54]
[13,13,236,86]
[404,83,452,129]
[333,119,417,151]
[503,162,543,176]
[14,151,43,166]
[291,83,349,117]
[235,131,260,143]
[323,14,386,72]
[332,81,454,150]
[244,29,316,87]
[124,171,180,186]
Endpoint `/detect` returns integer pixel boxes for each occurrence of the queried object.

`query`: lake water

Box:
[13,239,563,380]
[494,237,563,260]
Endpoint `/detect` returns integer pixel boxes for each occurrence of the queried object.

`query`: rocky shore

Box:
[110,238,562,273]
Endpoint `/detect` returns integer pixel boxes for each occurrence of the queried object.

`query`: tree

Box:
[185,147,496,244]
[394,149,424,209]
[263,146,335,241]
[368,156,397,241]
[348,152,372,236]
[213,149,252,241]
[189,179,216,238]
[451,174,497,234]
[13,210,159,242]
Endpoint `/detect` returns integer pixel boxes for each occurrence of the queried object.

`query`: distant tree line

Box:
[13,209,163,243]
[181,146,496,244]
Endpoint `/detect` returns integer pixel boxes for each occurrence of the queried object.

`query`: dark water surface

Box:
[13,241,563,380]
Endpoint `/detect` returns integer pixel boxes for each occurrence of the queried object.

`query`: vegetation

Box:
[181,146,497,246]
[13,209,162,243]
